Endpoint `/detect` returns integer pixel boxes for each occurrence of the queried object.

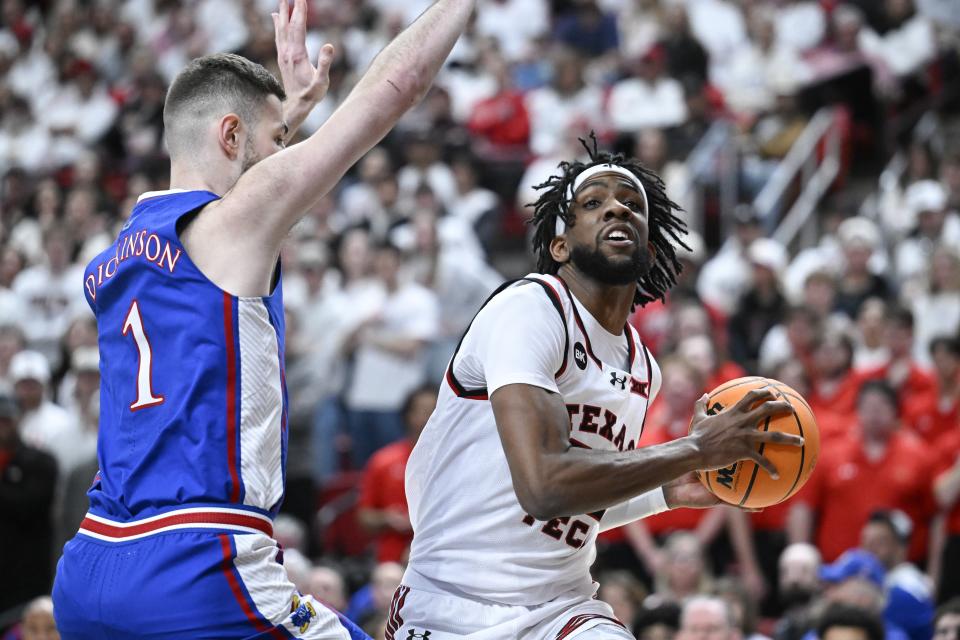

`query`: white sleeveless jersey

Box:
[404,274,661,606]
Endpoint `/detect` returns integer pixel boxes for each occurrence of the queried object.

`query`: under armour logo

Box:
[407,631,432,639]
[610,372,627,390]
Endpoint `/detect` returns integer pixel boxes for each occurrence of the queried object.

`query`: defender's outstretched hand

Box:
[273,0,335,137]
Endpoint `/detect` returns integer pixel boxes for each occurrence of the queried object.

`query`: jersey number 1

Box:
[122,300,164,411]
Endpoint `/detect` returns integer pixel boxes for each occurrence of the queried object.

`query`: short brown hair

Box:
[163,53,285,157]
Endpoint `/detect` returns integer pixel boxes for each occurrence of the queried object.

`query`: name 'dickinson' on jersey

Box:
[85,228,183,300]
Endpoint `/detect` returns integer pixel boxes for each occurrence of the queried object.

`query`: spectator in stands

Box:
[396,132,457,210]
[909,246,960,367]
[345,561,404,628]
[466,50,530,157]
[342,241,439,468]
[895,181,960,295]
[524,46,604,157]
[935,600,960,640]
[942,151,960,214]
[817,550,910,640]
[608,44,688,134]
[903,336,960,444]
[308,565,349,614]
[853,299,890,371]
[0,392,57,614]
[10,350,76,470]
[789,381,935,564]
[14,595,60,640]
[598,570,648,636]
[773,543,821,640]
[552,0,619,59]
[862,306,937,414]
[758,305,821,376]
[676,332,746,395]
[816,603,885,640]
[660,3,708,83]
[0,324,25,393]
[475,0,549,62]
[635,602,681,640]
[807,330,863,442]
[933,427,960,602]
[12,228,87,362]
[715,578,769,640]
[728,238,789,373]
[654,532,714,606]
[358,385,436,563]
[697,205,764,318]
[859,510,935,640]
[676,596,739,640]
[834,218,890,320]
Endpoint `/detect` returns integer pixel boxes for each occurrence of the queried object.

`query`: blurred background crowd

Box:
[2,0,960,638]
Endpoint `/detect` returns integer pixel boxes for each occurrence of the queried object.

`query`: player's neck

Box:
[168,163,231,196]
[558,265,634,335]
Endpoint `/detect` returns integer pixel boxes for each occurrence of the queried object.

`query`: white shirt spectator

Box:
[774,1,826,52]
[712,42,812,115]
[397,162,459,209]
[912,291,960,365]
[685,0,747,63]
[857,14,935,77]
[476,0,549,61]
[525,85,605,157]
[344,281,440,411]
[0,115,52,175]
[40,81,118,167]
[697,239,752,316]
[12,263,88,358]
[607,76,688,133]
[894,215,960,287]
[6,46,58,110]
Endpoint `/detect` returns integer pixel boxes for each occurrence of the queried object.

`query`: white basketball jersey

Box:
[405,274,661,606]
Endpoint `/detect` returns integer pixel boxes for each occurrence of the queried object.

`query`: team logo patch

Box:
[574,342,588,370]
[407,630,432,639]
[610,372,627,390]
[290,594,316,633]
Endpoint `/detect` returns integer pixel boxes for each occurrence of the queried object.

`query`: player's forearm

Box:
[520,438,703,520]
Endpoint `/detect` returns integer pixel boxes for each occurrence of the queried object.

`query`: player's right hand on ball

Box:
[687,388,801,479]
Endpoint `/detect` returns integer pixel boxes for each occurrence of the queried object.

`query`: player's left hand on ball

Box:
[662,472,721,509]
[273,0,335,105]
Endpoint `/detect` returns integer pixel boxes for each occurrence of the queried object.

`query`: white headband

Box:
[555,164,648,235]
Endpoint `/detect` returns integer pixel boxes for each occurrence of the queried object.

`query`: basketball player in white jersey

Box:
[390,139,804,640]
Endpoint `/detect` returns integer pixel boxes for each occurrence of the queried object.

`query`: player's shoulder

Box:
[483,274,566,312]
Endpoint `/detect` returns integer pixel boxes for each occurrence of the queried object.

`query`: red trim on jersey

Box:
[555,613,625,639]
[385,585,410,640]
[219,535,286,640]
[79,509,274,539]
[569,437,592,449]
[223,293,241,503]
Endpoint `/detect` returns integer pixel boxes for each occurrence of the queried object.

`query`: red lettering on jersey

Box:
[120,233,136,261]
[565,519,590,549]
[541,517,570,540]
[566,404,580,434]
[580,405,600,434]
[104,255,118,279]
[96,262,104,286]
[135,230,146,256]
[522,514,536,526]
[630,378,649,397]
[599,410,617,442]
[613,425,626,451]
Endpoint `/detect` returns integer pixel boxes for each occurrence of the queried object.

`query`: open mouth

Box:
[603,226,636,246]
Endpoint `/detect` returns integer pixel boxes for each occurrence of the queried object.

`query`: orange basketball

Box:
[694,376,820,509]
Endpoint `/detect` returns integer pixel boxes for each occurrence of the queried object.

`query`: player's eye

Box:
[584,199,601,209]
[624,200,641,211]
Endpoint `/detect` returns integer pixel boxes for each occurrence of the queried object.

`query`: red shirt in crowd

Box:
[902,386,960,445]
[934,429,960,536]
[357,439,414,563]
[796,428,935,563]
[634,406,709,536]
[808,370,867,444]
[467,90,530,148]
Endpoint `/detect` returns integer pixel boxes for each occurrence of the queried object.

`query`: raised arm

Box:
[191,0,474,294]
[491,385,799,521]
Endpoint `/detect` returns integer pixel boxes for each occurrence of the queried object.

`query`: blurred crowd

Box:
[2,0,960,638]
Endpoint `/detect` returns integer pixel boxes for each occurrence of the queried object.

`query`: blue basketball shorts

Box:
[54,522,369,640]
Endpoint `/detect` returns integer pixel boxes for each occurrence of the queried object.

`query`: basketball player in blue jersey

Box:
[51,1,475,638]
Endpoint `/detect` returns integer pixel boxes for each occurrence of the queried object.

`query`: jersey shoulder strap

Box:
[445,274,569,400]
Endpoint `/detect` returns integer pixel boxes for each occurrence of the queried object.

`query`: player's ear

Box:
[217,113,243,160]
[647,241,657,262]
[550,233,570,264]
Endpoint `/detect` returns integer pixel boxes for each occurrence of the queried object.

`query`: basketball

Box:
[694,376,820,509]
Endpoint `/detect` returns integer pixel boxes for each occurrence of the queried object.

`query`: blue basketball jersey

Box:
[82,189,288,523]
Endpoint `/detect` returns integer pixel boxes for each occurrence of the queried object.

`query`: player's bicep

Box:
[490,383,572,520]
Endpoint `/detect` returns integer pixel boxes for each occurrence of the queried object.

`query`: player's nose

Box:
[602,199,632,221]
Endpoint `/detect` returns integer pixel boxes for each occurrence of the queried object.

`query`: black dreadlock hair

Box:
[528,134,689,309]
